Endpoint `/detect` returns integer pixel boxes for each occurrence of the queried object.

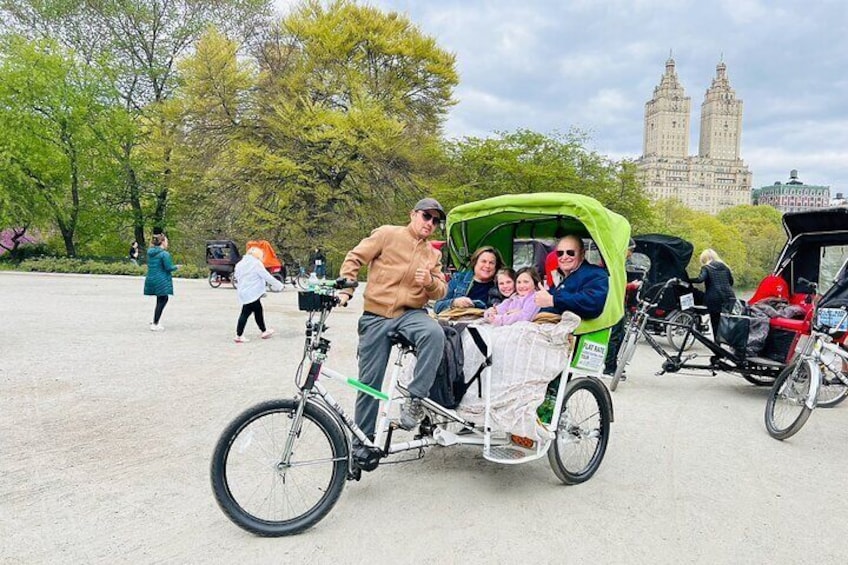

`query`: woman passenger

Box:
[433,246,504,314]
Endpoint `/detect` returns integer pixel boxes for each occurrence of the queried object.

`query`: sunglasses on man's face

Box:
[420,211,442,226]
[556,249,578,257]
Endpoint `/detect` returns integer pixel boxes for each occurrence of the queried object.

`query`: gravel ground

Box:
[1,271,847,564]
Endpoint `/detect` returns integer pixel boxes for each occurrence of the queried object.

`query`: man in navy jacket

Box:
[535,235,608,320]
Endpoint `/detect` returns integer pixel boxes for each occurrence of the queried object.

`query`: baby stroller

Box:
[206,240,241,288]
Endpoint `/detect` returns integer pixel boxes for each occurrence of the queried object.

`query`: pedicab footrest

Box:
[484,444,540,464]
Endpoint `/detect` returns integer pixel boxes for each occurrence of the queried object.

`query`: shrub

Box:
[15,257,206,278]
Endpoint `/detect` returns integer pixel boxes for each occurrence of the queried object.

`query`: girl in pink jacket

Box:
[484,267,542,326]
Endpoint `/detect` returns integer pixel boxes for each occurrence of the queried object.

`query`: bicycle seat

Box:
[387,331,416,350]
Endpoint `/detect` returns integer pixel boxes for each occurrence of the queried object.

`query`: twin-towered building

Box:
[636,57,752,214]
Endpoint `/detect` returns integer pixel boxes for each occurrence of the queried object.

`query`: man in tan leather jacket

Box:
[339,198,448,444]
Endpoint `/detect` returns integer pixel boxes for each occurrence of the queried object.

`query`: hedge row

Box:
[12,256,207,279]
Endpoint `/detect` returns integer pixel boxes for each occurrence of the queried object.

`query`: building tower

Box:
[635,57,752,214]
[698,61,743,160]
[643,56,691,158]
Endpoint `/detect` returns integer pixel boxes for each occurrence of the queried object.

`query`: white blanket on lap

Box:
[457,313,581,441]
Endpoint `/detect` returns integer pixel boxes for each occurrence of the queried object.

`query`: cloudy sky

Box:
[274,0,848,195]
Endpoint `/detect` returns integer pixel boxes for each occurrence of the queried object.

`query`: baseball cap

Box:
[413,198,446,220]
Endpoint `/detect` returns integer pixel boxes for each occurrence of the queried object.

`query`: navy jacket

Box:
[544,261,609,320]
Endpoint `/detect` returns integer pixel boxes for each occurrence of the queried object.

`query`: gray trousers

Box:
[354,309,445,438]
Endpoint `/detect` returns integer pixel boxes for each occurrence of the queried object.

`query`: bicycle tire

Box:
[816,371,848,408]
[764,360,815,440]
[231,274,238,289]
[295,274,310,290]
[210,398,348,536]
[610,331,637,392]
[665,310,696,351]
[547,377,611,484]
[208,272,222,288]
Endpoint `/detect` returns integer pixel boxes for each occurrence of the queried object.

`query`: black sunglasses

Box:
[556,249,578,257]
[420,211,442,225]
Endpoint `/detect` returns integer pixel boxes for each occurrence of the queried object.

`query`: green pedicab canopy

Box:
[445,192,631,334]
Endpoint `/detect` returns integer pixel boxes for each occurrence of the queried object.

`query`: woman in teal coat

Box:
[144,234,178,331]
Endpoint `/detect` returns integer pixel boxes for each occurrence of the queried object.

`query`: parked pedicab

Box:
[761,208,848,438]
[206,240,240,288]
[630,234,709,350]
[210,192,630,536]
[246,239,286,287]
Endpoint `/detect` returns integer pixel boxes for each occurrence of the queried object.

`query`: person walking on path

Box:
[310,248,327,279]
[129,241,140,265]
[337,198,448,454]
[233,247,284,343]
[144,234,177,331]
[690,248,736,341]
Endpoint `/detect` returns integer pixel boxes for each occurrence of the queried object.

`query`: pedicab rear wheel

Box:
[548,377,611,484]
[209,271,222,288]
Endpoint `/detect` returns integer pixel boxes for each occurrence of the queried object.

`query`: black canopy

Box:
[633,234,694,287]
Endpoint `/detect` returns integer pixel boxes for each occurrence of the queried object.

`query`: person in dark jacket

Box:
[690,248,736,341]
[144,234,178,331]
[535,235,609,320]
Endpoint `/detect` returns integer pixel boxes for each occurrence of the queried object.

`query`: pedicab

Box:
[210,192,631,536]
[631,234,709,349]
[206,240,240,288]
[245,239,286,287]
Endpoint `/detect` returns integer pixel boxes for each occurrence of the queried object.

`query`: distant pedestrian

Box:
[233,247,284,343]
[129,241,139,265]
[310,248,327,279]
[144,234,177,331]
[690,248,737,340]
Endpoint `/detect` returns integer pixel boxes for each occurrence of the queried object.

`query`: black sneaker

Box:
[398,397,424,431]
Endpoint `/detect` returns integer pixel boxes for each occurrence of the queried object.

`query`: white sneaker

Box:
[149,323,165,332]
[234,335,248,343]
[261,329,275,339]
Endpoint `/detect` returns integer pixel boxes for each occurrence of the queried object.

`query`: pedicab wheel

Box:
[231,274,238,289]
[764,360,814,440]
[548,377,611,484]
[610,331,637,392]
[815,372,848,408]
[665,310,696,351]
[210,399,348,536]
[209,272,222,288]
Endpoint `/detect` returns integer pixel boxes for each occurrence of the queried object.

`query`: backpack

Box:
[427,323,489,409]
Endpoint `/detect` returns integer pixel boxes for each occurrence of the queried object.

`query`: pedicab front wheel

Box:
[548,377,611,484]
[210,399,348,536]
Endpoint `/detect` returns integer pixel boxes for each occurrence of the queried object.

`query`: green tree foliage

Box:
[1,0,274,250]
[175,0,458,263]
[434,129,655,234]
[717,204,784,286]
[0,35,123,256]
